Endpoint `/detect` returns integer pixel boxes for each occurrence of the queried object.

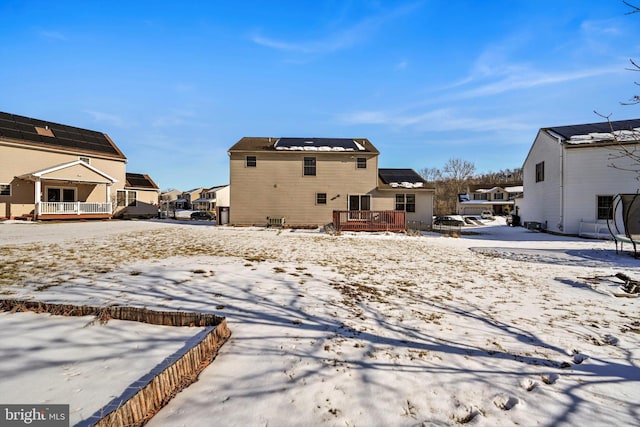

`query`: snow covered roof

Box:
[544,118,640,145]
[228,137,379,154]
[473,186,522,194]
[274,138,366,151]
[378,168,434,190]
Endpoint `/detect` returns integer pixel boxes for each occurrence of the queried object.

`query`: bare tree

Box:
[589,2,640,181]
[418,167,442,182]
[442,158,475,181]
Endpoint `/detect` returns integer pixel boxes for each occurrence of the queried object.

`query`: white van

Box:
[481,210,494,219]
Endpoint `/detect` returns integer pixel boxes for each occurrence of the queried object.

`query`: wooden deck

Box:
[333,210,406,232]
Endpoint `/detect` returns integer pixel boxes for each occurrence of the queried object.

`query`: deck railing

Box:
[39,202,112,215]
[333,210,406,232]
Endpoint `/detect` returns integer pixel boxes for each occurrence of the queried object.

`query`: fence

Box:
[0,299,231,427]
[333,210,406,232]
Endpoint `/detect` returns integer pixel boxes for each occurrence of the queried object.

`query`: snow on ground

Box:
[0,311,206,426]
[0,218,639,426]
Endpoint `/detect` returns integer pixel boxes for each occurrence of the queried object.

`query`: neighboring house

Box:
[228,137,434,227]
[116,173,160,219]
[191,184,230,223]
[0,111,158,220]
[518,118,640,235]
[181,187,204,210]
[457,184,523,215]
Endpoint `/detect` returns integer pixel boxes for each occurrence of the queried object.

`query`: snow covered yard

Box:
[0,219,639,426]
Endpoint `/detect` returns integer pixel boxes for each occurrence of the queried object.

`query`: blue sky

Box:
[2,0,640,190]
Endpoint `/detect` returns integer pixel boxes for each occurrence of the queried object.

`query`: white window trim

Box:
[0,183,10,197]
[117,189,138,207]
[45,186,77,202]
[348,194,371,210]
[315,192,327,205]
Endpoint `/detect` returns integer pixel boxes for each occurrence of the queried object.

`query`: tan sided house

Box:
[0,112,159,220]
[228,137,434,228]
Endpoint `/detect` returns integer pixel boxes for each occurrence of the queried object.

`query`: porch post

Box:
[106,184,111,213]
[34,178,41,218]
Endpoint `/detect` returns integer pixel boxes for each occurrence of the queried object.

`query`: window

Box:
[79,156,91,164]
[597,195,614,220]
[535,161,545,182]
[246,156,257,167]
[473,193,488,200]
[349,194,370,210]
[0,184,10,196]
[117,190,137,207]
[128,190,137,207]
[303,157,316,176]
[494,192,504,200]
[406,194,416,212]
[395,194,416,212]
[316,193,327,205]
[46,187,75,202]
[356,157,367,169]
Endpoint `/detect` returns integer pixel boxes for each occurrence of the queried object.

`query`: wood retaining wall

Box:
[0,299,231,427]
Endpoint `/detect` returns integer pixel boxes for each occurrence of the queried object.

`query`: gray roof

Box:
[0,111,126,159]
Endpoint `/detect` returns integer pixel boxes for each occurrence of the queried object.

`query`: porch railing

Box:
[333,210,406,232]
[38,202,113,215]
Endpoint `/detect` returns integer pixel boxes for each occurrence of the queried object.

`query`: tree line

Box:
[419,158,523,215]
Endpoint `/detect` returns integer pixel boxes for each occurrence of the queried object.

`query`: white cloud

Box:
[39,30,67,41]
[151,109,195,128]
[251,2,420,55]
[581,19,622,37]
[457,66,623,99]
[84,110,129,128]
[339,107,529,133]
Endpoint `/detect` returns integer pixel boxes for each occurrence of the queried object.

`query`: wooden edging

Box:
[0,299,231,427]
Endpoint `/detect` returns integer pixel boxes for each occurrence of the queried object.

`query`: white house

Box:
[191,185,230,224]
[457,184,523,215]
[518,118,640,235]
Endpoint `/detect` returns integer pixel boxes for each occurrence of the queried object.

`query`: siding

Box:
[230,151,378,225]
[371,190,434,226]
[0,143,126,217]
[520,132,563,232]
[562,144,639,234]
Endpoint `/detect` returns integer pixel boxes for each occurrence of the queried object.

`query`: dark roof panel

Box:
[0,111,126,159]
[126,173,159,190]
[379,168,427,184]
[228,137,379,154]
[545,118,640,140]
[275,137,365,150]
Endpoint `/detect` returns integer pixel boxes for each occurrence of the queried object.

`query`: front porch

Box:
[18,160,118,221]
[333,210,406,232]
[37,202,113,220]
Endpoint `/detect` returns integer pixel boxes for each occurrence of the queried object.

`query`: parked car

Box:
[190,211,215,221]
[481,210,494,219]
[434,216,465,226]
